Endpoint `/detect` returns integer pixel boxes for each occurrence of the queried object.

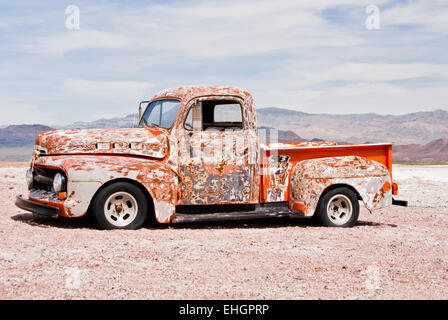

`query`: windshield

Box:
[138,99,181,129]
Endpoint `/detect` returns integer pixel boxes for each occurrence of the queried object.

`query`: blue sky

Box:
[0,0,447,126]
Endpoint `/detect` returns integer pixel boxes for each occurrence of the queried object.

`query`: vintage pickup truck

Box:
[16,86,407,229]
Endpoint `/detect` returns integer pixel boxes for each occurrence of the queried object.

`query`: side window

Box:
[144,101,162,127]
[213,103,242,123]
[184,100,243,132]
[203,100,243,131]
[139,99,181,129]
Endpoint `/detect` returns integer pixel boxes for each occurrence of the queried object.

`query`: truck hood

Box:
[35,127,168,159]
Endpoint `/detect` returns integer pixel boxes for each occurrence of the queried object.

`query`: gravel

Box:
[0,164,447,299]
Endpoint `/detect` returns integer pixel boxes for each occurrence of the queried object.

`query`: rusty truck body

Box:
[15,86,407,229]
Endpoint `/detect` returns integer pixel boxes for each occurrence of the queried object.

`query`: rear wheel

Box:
[315,186,359,227]
[90,182,148,230]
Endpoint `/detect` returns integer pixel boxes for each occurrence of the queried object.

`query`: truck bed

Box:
[260,141,393,203]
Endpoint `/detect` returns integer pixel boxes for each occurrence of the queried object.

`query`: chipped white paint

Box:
[290,156,392,216]
[18,86,399,227]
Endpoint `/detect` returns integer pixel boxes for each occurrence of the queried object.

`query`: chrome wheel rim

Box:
[326,194,353,226]
[104,192,139,227]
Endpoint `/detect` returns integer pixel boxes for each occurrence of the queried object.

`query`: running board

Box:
[172,205,299,223]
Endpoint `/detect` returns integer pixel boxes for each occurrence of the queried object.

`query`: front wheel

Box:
[315,187,359,227]
[90,182,148,230]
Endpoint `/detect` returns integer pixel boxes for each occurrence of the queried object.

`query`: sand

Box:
[0,164,447,299]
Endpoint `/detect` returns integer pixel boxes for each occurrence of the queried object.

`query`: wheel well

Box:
[312,183,362,219]
[320,183,362,201]
[87,178,155,219]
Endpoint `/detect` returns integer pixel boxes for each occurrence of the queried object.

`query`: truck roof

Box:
[150,85,253,103]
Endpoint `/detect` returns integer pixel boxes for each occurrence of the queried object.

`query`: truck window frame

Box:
[182,97,245,132]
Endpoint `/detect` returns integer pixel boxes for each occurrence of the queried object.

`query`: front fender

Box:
[289,156,392,216]
[33,155,178,222]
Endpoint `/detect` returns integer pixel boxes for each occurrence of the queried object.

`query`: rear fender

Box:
[32,155,178,222]
[289,156,392,216]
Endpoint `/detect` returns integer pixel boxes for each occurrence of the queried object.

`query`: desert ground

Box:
[0,163,447,299]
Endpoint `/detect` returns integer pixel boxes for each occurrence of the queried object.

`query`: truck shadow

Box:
[159,219,398,230]
[11,213,91,229]
[356,220,398,228]
[11,213,313,230]
[157,217,314,230]
[11,213,397,230]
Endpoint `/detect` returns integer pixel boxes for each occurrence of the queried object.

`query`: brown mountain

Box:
[257,108,448,145]
[393,138,448,163]
[258,126,307,143]
[0,124,54,147]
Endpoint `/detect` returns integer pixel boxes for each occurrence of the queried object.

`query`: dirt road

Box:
[0,164,447,299]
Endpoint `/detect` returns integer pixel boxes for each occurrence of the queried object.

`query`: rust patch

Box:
[267,155,291,202]
[36,127,168,159]
[289,156,392,216]
[22,86,397,225]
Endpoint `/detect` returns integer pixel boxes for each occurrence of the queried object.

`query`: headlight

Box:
[25,169,33,188]
[53,173,66,193]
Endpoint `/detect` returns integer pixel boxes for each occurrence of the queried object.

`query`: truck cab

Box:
[15,86,406,229]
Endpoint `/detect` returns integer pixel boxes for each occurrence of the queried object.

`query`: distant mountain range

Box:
[0,108,447,162]
[0,124,53,147]
[257,108,448,145]
[63,113,139,130]
[393,138,448,163]
[61,107,448,145]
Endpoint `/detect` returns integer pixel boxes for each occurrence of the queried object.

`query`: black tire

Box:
[90,182,148,230]
[315,186,359,227]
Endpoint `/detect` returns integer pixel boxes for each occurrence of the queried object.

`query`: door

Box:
[177,97,258,205]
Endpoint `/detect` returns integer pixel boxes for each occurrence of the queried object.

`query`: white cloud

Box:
[250,87,323,109]
[3,0,448,122]
[59,79,154,121]
[14,1,384,58]
[62,78,154,100]
[0,96,55,126]
[115,0,369,57]
[20,29,130,55]
[242,61,448,114]
[382,0,448,34]
[293,82,448,114]
[0,17,44,29]
[250,81,448,115]
[297,62,448,85]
